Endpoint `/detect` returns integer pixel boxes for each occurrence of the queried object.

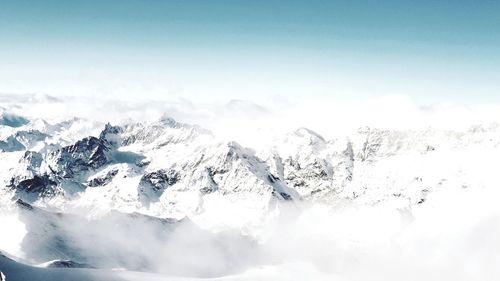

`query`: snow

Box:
[2,96,500,280]
[2,108,500,222]
[0,252,125,281]
[0,211,26,259]
[1,256,337,281]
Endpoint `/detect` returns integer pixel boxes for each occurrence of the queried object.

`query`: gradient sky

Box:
[1,0,499,104]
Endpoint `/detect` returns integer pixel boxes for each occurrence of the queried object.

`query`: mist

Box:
[2,94,500,280]
[2,180,500,281]
[2,0,499,278]
[2,93,500,148]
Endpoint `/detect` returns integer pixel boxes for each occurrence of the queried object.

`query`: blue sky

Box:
[1,0,499,104]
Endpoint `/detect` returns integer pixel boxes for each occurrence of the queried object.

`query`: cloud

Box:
[2,92,500,150]
[2,92,500,280]
[3,182,500,280]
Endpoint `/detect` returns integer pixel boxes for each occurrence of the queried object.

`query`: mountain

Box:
[0,250,127,281]
[1,116,301,223]
[2,115,500,222]
[2,112,500,281]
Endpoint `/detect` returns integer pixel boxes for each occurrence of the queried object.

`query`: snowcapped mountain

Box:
[1,114,296,224]
[2,110,499,224]
[1,111,499,216]
[2,108,500,281]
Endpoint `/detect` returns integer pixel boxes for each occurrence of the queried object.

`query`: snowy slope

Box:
[2,111,500,224]
[3,102,500,281]
[0,251,124,281]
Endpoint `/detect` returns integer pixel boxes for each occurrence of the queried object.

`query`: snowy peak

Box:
[49,136,110,178]
[120,118,211,148]
[2,114,500,224]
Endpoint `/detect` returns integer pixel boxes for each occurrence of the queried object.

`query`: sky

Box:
[1,0,499,104]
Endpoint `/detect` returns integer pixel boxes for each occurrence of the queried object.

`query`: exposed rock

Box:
[9,175,56,194]
[87,169,118,187]
[99,123,123,147]
[140,169,180,192]
[43,260,94,269]
[8,174,59,202]
[50,136,109,178]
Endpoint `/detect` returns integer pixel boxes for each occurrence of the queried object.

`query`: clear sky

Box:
[1,0,499,104]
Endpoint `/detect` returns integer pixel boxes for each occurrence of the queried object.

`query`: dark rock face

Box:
[138,169,180,205]
[7,124,139,202]
[99,123,123,139]
[15,199,34,210]
[99,123,123,147]
[140,169,180,192]
[44,260,94,269]
[53,137,109,178]
[270,190,293,201]
[10,175,56,194]
[88,169,118,187]
[9,175,59,202]
[279,192,292,200]
[267,174,279,183]
[7,151,57,202]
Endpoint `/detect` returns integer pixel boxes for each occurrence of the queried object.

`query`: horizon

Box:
[1,1,500,104]
[2,3,500,280]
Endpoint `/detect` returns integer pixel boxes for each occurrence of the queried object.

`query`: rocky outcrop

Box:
[138,169,180,203]
[49,136,110,178]
[8,174,58,202]
[87,169,118,187]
